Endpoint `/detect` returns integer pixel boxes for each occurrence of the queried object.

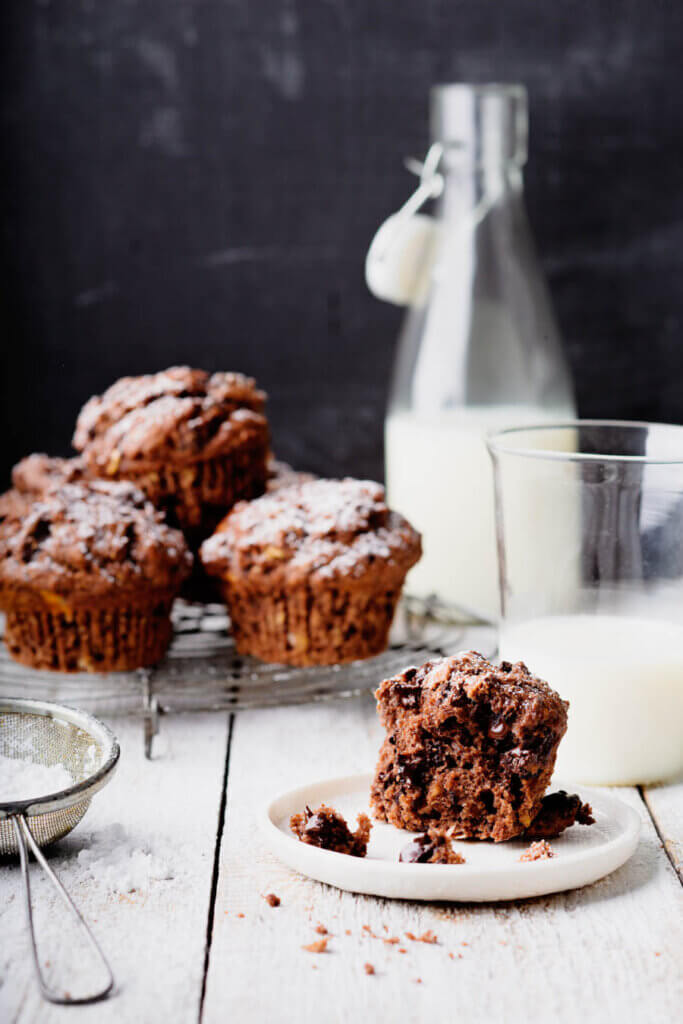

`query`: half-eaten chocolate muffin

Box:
[371,652,570,842]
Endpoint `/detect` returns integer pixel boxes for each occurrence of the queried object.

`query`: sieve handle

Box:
[12,814,115,1005]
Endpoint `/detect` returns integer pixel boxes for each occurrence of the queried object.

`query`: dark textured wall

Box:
[2,1,683,483]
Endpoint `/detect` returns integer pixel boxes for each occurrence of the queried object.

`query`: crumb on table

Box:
[364,963,375,975]
[302,938,329,954]
[263,893,280,907]
[406,929,438,944]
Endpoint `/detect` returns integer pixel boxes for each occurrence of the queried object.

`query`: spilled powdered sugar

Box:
[76,823,174,893]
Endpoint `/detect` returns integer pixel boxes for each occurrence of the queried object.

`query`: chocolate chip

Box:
[479,789,495,814]
[399,834,434,863]
[32,518,51,545]
[488,718,508,740]
[393,679,422,710]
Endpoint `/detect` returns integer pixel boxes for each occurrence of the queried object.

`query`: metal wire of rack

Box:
[0,600,496,756]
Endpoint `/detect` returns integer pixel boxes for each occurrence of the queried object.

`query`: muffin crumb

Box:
[302,938,328,954]
[290,804,371,857]
[520,840,555,862]
[399,829,466,865]
[405,930,438,945]
[524,791,594,839]
[263,893,280,907]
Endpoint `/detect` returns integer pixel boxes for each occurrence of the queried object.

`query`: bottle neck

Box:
[437,157,524,221]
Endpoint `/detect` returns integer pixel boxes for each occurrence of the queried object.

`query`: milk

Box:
[385,405,571,621]
[499,614,683,784]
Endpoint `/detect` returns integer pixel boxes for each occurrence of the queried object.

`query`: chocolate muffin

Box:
[370,652,569,842]
[0,481,192,672]
[200,478,421,666]
[12,453,88,495]
[0,490,31,609]
[1,459,91,608]
[0,488,31,527]
[73,366,269,540]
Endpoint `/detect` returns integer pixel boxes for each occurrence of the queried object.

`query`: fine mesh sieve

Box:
[0,698,120,1004]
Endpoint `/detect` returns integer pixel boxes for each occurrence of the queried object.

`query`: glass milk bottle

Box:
[375,84,575,622]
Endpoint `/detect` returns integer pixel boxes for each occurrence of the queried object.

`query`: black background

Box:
[2,1,683,484]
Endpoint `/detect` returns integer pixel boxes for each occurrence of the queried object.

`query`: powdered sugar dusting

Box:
[0,482,192,592]
[73,365,267,464]
[0,754,73,802]
[201,478,421,582]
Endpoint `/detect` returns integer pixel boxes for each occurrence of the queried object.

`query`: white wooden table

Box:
[1,697,682,1023]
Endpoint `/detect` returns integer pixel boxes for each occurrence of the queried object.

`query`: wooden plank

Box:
[643,779,683,884]
[0,712,229,1023]
[203,698,683,1024]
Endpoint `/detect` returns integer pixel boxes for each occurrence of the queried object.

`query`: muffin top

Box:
[0,481,192,598]
[200,478,421,589]
[375,651,568,742]
[12,453,88,495]
[73,366,268,472]
[0,488,31,529]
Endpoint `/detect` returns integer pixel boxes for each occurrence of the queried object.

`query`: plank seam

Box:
[198,713,235,1022]
[639,785,682,887]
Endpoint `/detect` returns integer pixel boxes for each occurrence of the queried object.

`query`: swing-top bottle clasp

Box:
[364,142,445,307]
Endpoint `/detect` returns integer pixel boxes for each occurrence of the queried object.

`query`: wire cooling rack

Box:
[0,599,496,756]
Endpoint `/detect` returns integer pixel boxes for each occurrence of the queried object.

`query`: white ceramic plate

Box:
[261,772,640,902]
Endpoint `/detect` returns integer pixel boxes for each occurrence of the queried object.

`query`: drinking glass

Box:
[487,420,683,784]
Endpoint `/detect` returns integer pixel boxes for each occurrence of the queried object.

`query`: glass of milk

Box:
[489,420,683,785]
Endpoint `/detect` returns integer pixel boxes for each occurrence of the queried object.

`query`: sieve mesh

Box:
[0,705,116,856]
[0,700,119,1004]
